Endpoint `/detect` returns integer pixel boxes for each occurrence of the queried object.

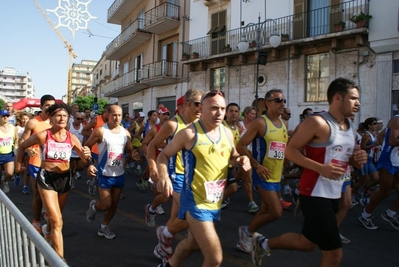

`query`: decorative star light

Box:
[47,0,97,38]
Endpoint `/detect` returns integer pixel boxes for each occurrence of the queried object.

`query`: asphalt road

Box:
[5,169,399,267]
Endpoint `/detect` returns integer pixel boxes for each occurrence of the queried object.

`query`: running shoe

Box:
[135,166,142,175]
[290,187,299,205]
[32,220,42,234]
[22,186,30,195]
[75,172,81,180]
[97,225,116,239]
[14,174,21,186]
[381,210,399,230]
[252,232,270,266]
[156,226,173,254]
[2,182,10,193]
[350,194,358,208]
[155,205,165,215]
[145,204,156,227]
[339,233,351,244]
[87,179,96,197]
[280,199,292,209]
[86,200,97,223]
[42,224,52,245]
[236,226,252,254]
[136,180,147,191]
[153,243,171,262]
[357,215,378,230]
[248,202,259,213]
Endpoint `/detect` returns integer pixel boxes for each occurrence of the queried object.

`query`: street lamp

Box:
[237,15,281,114]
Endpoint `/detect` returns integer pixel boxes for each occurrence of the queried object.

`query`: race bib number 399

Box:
[268,141,286,159]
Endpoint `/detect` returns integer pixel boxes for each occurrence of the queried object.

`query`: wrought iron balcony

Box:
[144,2,180,34]
[182,0,370,60]
[105,18,151,60]
[104,68,149,97]
[107,0,141,24]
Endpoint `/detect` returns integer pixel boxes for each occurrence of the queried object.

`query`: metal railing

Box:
[105,18,147,58]
[182,0,369,58]
[141,60,179,80]
[0,190,68,267]
[144,2,180,26]
[107,0,125,21]
[104,68,142,93]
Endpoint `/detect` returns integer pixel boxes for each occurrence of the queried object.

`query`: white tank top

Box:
[97,124,128,177]
[69,122,84,158]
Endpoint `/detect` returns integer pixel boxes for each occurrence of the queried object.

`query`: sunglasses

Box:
[285,113,291,116]
[371,123,378,125]
[201,90,225,103]
[76,118,83,121]
[1,115,10,118]
[268,98,286,104]
[192,101,201,107]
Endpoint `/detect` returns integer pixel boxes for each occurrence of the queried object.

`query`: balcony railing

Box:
[103,68,149,97]
[105,18,151,60]
[142,60,179,80]
[182,0,369,59]
[144,2,180,34]
[107,0,141,24]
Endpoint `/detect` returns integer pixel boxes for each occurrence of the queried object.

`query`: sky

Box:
[1,0,120,100]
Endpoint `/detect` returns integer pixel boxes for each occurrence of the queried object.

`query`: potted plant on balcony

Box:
[334,21,346,32]
[224,44,232,52]
[182,52,190,61]
[192,52,199,59]
[249,40,257,48]
[350,12,372,28]
[281,34,289,42]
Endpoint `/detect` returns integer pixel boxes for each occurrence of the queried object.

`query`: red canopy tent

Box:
[13,98,65,110]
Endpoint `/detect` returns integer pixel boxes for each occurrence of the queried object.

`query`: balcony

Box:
[141,60,180,86]
[105,18,151,60]
[107,0,140,24]
[144,3,180,34]
[182,0,369,62]
[104,69,149,97]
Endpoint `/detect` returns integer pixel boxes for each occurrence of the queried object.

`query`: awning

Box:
[207,25,225,34]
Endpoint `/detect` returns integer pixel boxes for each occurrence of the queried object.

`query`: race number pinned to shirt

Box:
[0,137,12,147]
[107,151,124,166]
[331,158,349,181]
[47,141,72,160]
[268,141,286,159]
[204,179,227,203]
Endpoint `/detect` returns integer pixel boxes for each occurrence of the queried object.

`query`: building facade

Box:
[101,0,399,127]
[103,0,190,116]
[70,60,97,102]
[0,67,35,103]
[91,52,118,104]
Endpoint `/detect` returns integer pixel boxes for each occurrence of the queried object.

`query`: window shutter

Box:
[293,0,306,39]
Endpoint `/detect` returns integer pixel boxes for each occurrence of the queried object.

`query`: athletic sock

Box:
[163,226,173,238]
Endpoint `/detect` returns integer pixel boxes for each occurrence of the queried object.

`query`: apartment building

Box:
[0,67,35,103]
[103,0,190,116]
[91,52,118,104]
[70,60,97,102]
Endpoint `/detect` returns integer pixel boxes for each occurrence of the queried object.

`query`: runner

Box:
[15,103,91,262]
[156,90,250,267]
[18,94,56,233]
[85,104,133,239]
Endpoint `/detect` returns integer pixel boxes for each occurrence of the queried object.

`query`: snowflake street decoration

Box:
[47,0,97,38]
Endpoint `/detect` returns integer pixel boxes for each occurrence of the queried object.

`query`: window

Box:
[209,10,226,55]
[394,60,399,73]
[121,104,129,115]
[305,53,329,102]
[211,67,225,91]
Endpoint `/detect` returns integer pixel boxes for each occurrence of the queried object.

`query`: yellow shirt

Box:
[252,115,288,183]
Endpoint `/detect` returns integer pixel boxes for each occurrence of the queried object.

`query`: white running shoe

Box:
[236,226,252,253]
[155,205,165,215]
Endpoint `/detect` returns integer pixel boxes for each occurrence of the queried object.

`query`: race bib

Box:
[107,151,124,166]
[268,141,286,159]
[47,141,72,160]
[204,179,227,203]
[0,137,12,147]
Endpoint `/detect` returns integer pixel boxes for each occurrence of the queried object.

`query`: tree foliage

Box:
[72,95,108,114]
[0,99,5,110]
